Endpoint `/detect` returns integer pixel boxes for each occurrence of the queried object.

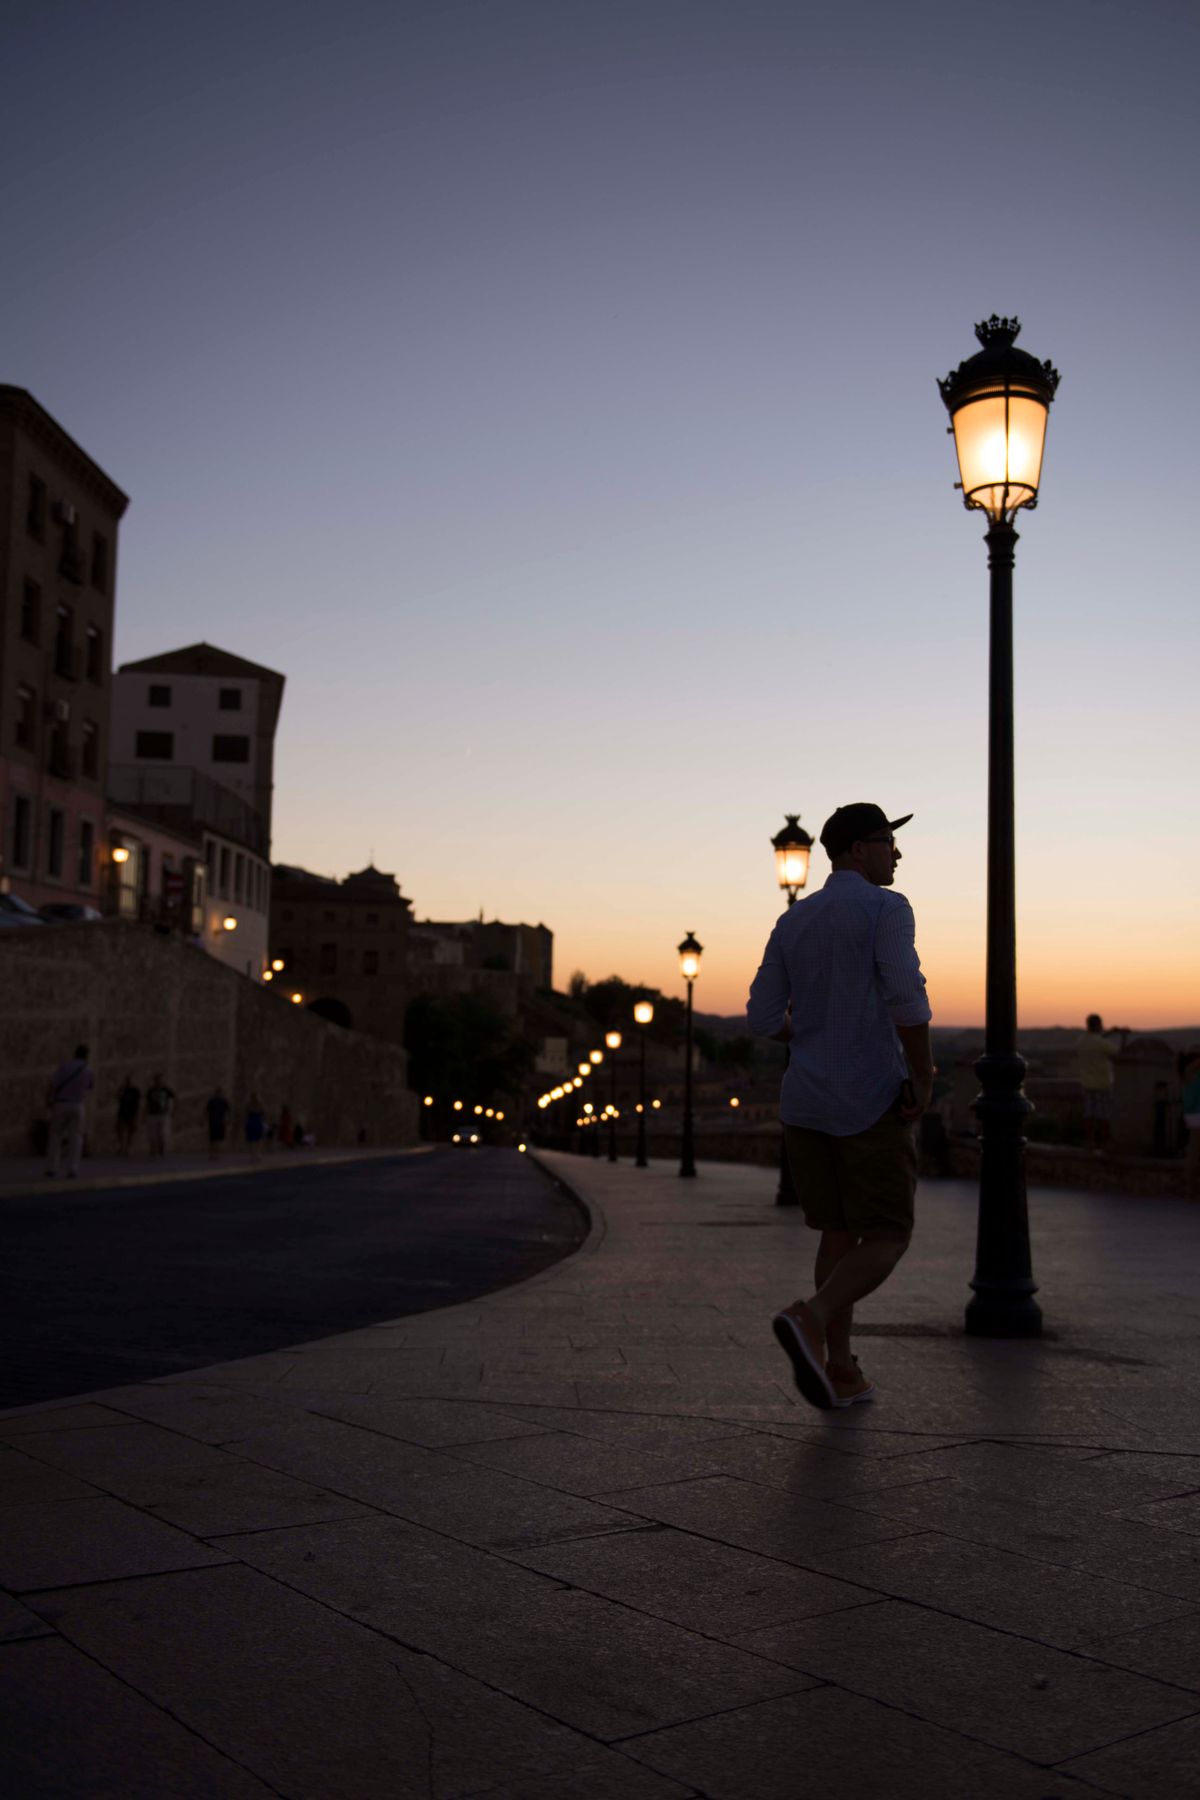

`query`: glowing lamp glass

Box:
[222,916,238,932]
[271,958,285,972]
[775,843,811,893]
[678,931,703,983]
[111,845,130,864]
[633,1001,654,1026]
[605,1030,622,1050]
[950,388,1049,521]
[589,1050,603,1065]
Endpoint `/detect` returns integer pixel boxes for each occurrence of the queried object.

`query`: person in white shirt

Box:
[747,803,933,1410]
[45,1044,95,1179]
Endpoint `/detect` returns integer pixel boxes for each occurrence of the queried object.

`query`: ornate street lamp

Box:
[770,812,813,1207]
[633,1000,654,1168]
[605,1030,622,1162]
[939,314,1059,1338]
[772,814,813,906]
[678,932,702,1179]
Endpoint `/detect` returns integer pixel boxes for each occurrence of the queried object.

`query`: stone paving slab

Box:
[26,1564,692,1798]
[213,1513,815,1741]
[622,1687,1110,1799]
[732,1597,1198,1764]
[0,1495,231,1593]
[6,1153,1200,1795]
[1,1635,278,1798]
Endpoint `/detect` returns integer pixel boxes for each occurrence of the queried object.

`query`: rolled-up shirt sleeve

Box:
[874,899,932,1025]
[747,929,790,1036]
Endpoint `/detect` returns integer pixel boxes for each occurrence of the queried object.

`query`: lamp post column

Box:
[636,1029,648,1167]
[967,520,1041,1337]
[605,1031,622,1163]
[680,978,697,1179]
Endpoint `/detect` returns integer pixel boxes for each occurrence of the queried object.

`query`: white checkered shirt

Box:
[747,871,932,1137]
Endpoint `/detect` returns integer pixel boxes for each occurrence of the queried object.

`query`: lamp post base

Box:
[965,1283,1043,1338]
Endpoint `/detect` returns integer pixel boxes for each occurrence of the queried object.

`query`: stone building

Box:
[270,863,413,1042]
[0,920,417,1157]
[0,386,129,910]
[110,645,284,979]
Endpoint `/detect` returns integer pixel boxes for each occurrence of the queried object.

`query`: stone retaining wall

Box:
[0,921,418,1156]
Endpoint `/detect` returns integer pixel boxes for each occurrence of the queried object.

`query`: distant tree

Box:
[404,992,534,1105]
[568,970,589,998]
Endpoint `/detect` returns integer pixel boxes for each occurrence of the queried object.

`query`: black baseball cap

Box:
[820,803,913,859]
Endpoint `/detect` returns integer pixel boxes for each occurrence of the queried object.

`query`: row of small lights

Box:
[422,1097,507,1122]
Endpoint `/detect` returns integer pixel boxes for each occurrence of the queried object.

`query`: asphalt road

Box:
[1,1148,587,1410]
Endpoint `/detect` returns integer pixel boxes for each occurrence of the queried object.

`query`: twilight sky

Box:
[4,0,1197,1023]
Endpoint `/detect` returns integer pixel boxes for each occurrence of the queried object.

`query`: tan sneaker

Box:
[825,1357,876,1408]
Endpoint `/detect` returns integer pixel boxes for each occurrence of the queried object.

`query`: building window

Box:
[78,819,95,887]
[85,625,103,684]
[27,474,46,540]
[211,734,249,762]
[148,684,171,707]
[47,808,65,878]
[218,687,242,711]
[11,796,32,869]
[205,838,216,880]
[20,580,40,644]
[91,533,109,592]
[81,719,99,779]
[15,685,37,750]
[135,730,174,759]
[54,605,76,678]
[59,513,84,584]
[363,949,379,976]
[219,845,230,895]
[234,853,245,902]
[319,943,337,975]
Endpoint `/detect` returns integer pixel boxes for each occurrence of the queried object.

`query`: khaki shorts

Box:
[784,1109,916,1238]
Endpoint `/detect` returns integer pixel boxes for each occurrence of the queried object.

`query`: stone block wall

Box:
[0,921,418,1155]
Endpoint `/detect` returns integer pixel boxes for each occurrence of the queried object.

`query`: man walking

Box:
[145,1073,177,1158]
[45,1044,94,1179]
[747,803,932,1410]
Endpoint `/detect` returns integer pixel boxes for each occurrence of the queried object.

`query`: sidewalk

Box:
[0,1143,428,1199]
[4,1153,1200,1797]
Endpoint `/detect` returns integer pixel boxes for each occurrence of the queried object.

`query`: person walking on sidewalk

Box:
[145,1074,176,1158]
[1076,1013,1127,1155]
[245,1092,267,1162]
[44,1044,95,1178]
[747,803,933,1411]
[115,1075,140,1156]
[204,1087,231,1160]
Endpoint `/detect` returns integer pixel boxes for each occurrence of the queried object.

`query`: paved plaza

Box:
[4,1151,1200,1797]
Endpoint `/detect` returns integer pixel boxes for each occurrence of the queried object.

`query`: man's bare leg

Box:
[792,1229,910,1351]
[813,1229,856,1370]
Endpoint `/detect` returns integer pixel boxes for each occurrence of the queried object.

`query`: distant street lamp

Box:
[678,932,702,1179]
[770,812,813,1207]
[772,813,813,906]
[633,1000,654,1168]
[605,1030,622,1162]
[939,314,1058,1339]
